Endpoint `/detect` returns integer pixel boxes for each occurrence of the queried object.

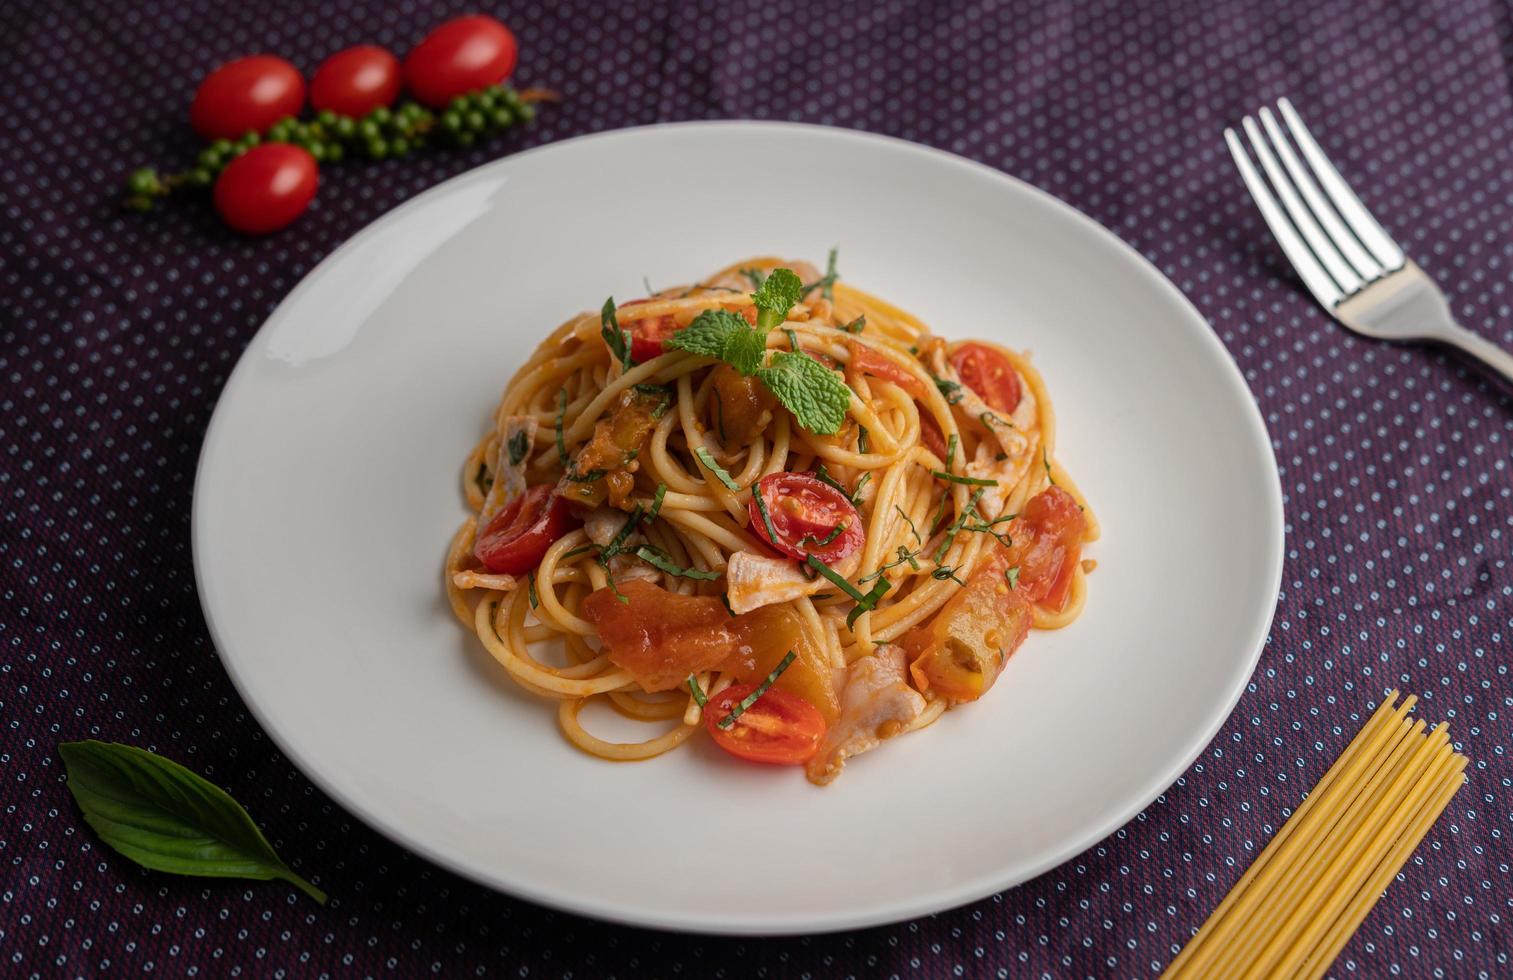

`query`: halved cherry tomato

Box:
[704,684,827,765]
[951,343,1022,413]
[918,411,948,460]
[1000,486,1086,610]
[191,55,306,140]
[617,300,680,362]
[310,45,401,117]
[473,484,579,575]
[404,14,518,107]
[212,144,318,235]
[846,340,927,399]
[748,473,864,563]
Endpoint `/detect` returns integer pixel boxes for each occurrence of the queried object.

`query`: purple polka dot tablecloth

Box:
[3,0,1510,976]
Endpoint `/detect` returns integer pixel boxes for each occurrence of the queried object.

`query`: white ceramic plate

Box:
[193,123,1283,935]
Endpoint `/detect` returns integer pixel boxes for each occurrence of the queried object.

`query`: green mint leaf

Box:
[751,268,803,331]
[666,309,766,376]
[59,740,326,904]
[722,323,768,376]
[756,351,852,435]
[601,297,632,369]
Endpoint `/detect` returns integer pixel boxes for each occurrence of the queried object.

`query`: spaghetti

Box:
[445,256,1097,783]
[1162,691,1469,979]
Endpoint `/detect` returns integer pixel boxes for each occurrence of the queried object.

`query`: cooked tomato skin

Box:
[717,604,838,724]
[583,580,739,691]
[310,45,401,116]
[901,553,1032,701]
[473,484,578,574]
[747,473,864,563]
[191,55,306,140]
[1001,486,1086,610]
[212,144,318,235]
[951,343,1022,413]
[404,15,518,107]
[847,340,927,399]
[704,684,827,765]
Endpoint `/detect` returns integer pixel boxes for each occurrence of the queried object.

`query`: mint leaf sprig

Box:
[665,266,852,435]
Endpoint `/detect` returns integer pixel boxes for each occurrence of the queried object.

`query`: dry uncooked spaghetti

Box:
[445,256,1097,783]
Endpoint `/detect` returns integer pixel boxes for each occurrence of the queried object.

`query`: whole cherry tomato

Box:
[473,485,578,575]
[404,15,519,107]
[747,472,865,563]
[191,55,306,140]
[310,44,402,117]
[212,144,319,235]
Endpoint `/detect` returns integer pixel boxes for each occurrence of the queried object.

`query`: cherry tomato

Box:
[846,340,927,399]
[618,300,680,362]
[918,411,949,460]
[404,15,518,107]
[190,55,306,140]
[704,684,827,765]
[212,144,318,235]
[747,473,864,563]
[950,343,1022,413]
[310,44,401,117]
[901,552,1032,702]
[473,484,579,575]
[1000,486,1086,610]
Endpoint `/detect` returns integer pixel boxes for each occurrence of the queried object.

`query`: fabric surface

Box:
[3,0,1510,976]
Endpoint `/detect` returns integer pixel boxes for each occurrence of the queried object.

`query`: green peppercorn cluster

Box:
[125,85,540,211]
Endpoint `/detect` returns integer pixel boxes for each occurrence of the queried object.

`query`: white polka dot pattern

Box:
[2,0,1510,976]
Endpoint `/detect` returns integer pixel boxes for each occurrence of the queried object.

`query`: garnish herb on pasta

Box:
[446,256,1098,784]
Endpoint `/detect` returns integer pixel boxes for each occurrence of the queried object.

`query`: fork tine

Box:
[1241,116,1364,295]
[1226,128,1345,309]
[1277,97,1407,272]
[1257,106,1383,281]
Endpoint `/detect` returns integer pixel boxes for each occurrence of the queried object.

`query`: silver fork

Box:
[1225,98,1513,383]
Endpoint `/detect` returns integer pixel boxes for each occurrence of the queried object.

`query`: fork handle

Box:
[1435,324,1513,385]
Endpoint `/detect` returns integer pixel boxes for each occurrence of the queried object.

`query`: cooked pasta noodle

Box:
[445,257,1097,782]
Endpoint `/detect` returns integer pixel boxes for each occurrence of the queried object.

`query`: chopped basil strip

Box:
[858,425,870,454]
[842,315,866,334]
[802,248,840,301]
[799,523,847,550]
[599,505,645,564]
[1004,565,1021,589]
[980,410,1012,429]
[601,297,632,369]
[850,471,871,507]
[932,487,989,564]
[561,544,598,561]
[895,505,922,543]
[719,593,737,617]
[527,572,539,609]
[694,447,742,490]
[635,545,720,580]
[945,432,958,471]
[566,468,608,483]
[930,470,998,486]
[749,479,781,544]
[555,389,570,467]
[716,651,797,730]
[1044,449,1056,485]
[687,675,708,707]
[936,378,964,405]
[507,430,530,467]
[647,483,667,522]
[932,566,965,585]
[805,555,892,627]
[847,578,892,628]
[785,327,800,353]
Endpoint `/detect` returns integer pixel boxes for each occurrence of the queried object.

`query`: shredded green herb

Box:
[1044,449,1056,485]
[858,425,870,454]
[980,411,1012,430]
[799,523,847,550]
[565,468,608,483]
[801,247,840,301]
[601,297,632,369]
[561,544,597,561]
[599,505,645,564]
[896,505,921,544]
[1004,565,1021,589]
[749,479,780,544]
[841,315,866,334]
[694,447,742,490]
[646,483,667,523]
[716,651,797,730]
[932,486,989,564]
[740,267,768,290]
[785,327,800,353]
[935,378,964,405]
[507,430,529,467]
[555,389,570,467]
[635,546,720,580]
[719,593,737,617]
[945,432,958,472]
[687,674,708,707]
[931,565,965,585]
[527,572,539,609]
[806,555,892,627]
[931,470,998,486]
[849,471,871,507]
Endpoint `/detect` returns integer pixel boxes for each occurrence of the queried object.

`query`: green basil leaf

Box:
[59,740,326,903]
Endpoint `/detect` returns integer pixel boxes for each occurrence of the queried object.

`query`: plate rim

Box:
[191,120,1285,935]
